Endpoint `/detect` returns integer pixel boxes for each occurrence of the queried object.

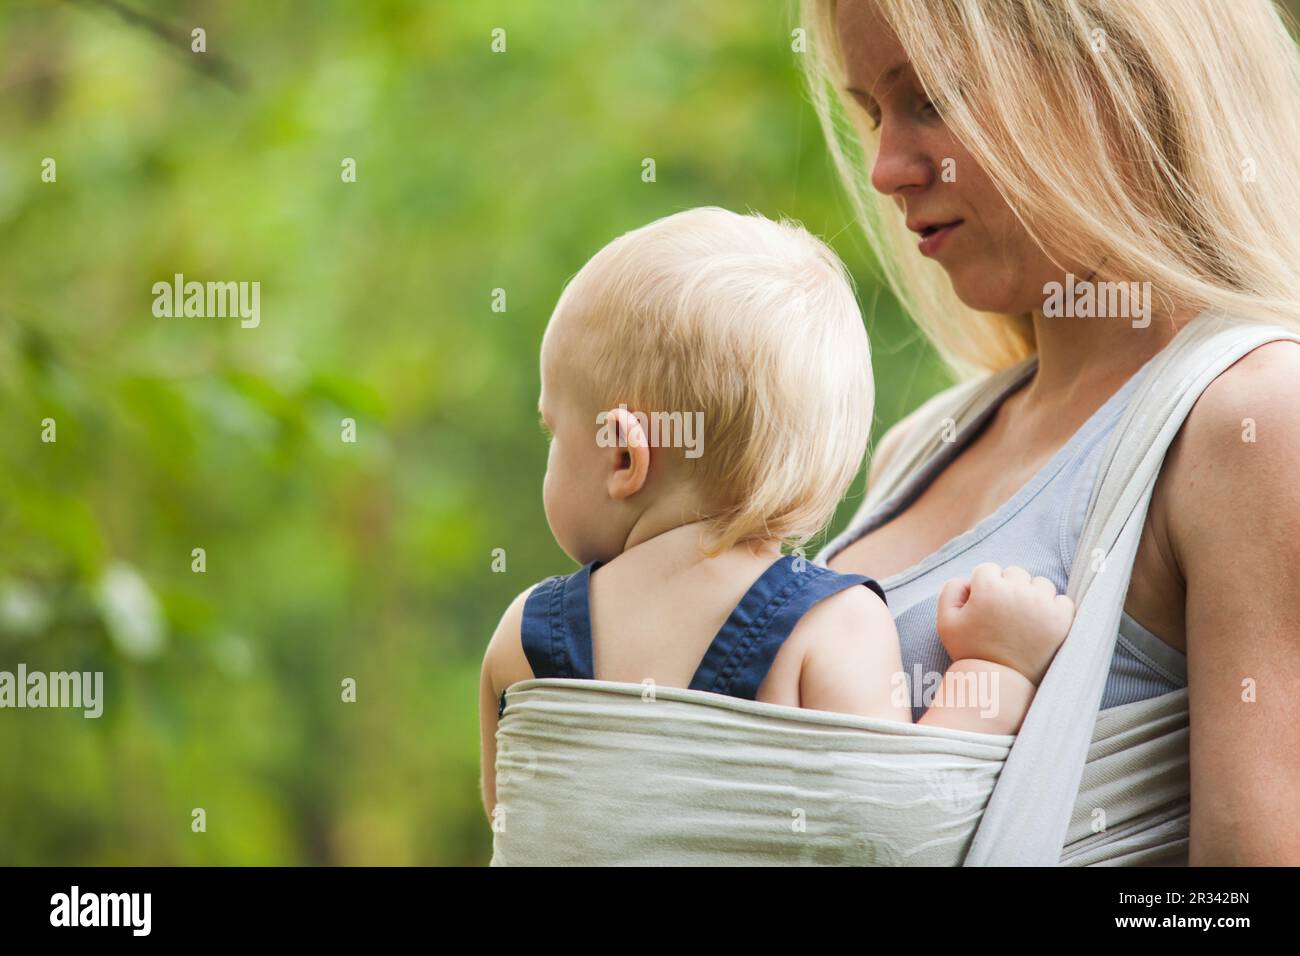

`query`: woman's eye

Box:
[845,88,882,132]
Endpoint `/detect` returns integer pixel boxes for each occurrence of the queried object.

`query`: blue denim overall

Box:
[501,555,887,716]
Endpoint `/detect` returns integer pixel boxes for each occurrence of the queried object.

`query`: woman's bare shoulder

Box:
[1176,338,1300,452]
[1163,338,1300,556]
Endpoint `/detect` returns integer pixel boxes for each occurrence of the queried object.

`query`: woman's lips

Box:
[917,220,963,257]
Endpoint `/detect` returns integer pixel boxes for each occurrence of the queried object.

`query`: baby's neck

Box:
[619,486,708,553]
[612,521,784,576]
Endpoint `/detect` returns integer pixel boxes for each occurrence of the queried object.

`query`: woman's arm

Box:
[1166,341,1300,865]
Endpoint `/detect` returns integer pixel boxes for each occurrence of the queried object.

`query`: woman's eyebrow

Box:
[847,64,909,100]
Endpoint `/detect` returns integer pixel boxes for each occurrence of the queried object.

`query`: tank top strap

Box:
[688,555,887,701]
[520,560,602,683]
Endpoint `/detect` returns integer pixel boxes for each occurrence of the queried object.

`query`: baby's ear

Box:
[600,405,649,447]
[603,406,650,501]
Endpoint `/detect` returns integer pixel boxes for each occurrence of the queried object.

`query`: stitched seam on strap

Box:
[548,575,569,678]
[708,568,822,695]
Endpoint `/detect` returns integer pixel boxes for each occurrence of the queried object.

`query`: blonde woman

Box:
[806,0,1300,864]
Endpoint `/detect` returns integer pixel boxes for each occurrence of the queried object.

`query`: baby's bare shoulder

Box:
[483,584,540,694]
[785,580,895,655]
[780,579,906,719]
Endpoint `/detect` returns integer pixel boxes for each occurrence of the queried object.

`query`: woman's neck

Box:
[1017,303,1200,414]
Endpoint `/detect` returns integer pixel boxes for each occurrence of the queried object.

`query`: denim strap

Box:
[520,560,602,683]
[689,555,886,700]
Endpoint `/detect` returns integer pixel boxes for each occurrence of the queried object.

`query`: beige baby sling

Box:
[491,311,1300,865]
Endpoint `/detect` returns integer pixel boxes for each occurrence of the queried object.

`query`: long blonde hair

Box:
[803,0,1300,379]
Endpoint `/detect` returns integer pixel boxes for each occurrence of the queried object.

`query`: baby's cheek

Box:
[541,464,565,533]
[542,460,586,559]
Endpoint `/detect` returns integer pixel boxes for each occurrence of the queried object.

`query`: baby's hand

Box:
[935,563,1074,686]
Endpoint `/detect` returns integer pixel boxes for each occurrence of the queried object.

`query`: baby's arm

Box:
[918,563,1074,735]
[793,584,914,722]
[478,587,537,821]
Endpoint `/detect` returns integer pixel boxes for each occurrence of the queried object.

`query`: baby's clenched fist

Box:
[935,562,1074,686]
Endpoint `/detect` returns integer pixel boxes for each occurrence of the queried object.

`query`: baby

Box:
[479,207,1073,817]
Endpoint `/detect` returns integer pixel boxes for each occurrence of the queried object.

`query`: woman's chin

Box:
[948,274,1033,316]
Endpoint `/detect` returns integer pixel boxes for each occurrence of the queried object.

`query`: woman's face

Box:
[835,0,1069,315]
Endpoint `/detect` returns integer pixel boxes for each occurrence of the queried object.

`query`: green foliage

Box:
[0,0,952,864]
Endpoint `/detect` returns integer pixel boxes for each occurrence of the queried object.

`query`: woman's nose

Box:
[870,124,932,198]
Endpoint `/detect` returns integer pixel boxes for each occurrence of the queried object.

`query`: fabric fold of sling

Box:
[491,311,1300,866]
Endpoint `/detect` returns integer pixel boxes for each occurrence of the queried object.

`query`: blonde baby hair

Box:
[544,206,874,556]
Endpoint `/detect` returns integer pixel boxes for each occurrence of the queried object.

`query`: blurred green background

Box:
[9,0,1291,865]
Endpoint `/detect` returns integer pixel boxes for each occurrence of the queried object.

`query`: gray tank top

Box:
[818,357,1188,722]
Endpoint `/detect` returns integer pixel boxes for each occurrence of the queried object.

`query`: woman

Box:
[805,0,1300,864]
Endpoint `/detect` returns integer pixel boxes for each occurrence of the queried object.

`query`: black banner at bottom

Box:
[0,864,1283,941]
